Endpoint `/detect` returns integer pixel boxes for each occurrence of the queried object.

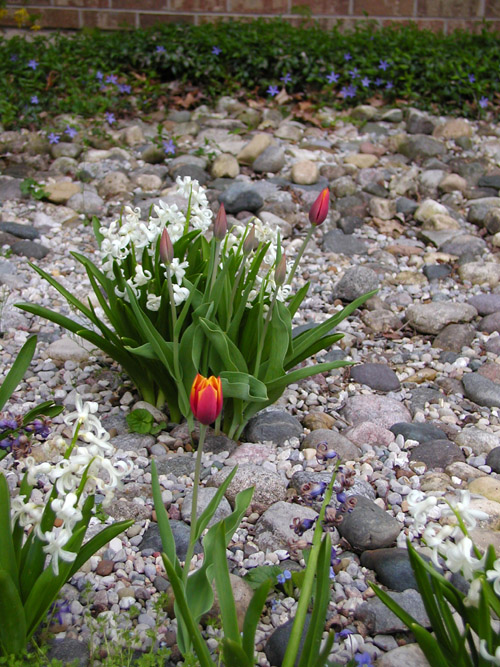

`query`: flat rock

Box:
[291,160,319,185]
[344,421,396,448]
[244,410,303,445]
[322,229,368,256]
[337,495,402,552]
[333,265,378,301]
[219,182,263,213]
[67,190,105,215]
[253,145,285,173]
[342,395,411,430]
[254,501,317,551]
[355,588,430,633]
[375,643,430,666]
[463,372,500,407]
[45,336,91,362]
[432,323,476,352]
[11,240,50,259]
[237,133,273,164]
[468,477,500,503]
[0,221,40,239]
[361,548,424,591]
[139,521,202,560]
[390,422,448,443]
[458,262,500,287]
[264,614,311,667]
[400,135,445,161]
[181,487,232,527]
[468,294,500,315]
[486,446,500,473]
[300,428,361,461]
[207,463,287,512]
[349,363,400,391]
[455,427,500,456]
[45,181,81,204]
[479,312,500,333]
[406,302,477,334]
[409,439,465,468]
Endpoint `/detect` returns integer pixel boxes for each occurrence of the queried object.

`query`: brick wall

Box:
[1,0,498,33]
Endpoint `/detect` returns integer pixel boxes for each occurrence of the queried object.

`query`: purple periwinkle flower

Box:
[355,651,373,666]
[479,96,489,109]
[340,84,357,99]
[280,72,292,84]
[468,73,476,83]
[28,59,38,70]
[349,67,360,79]
[212,46,221,55]
[379,59,389,71]
[10,54,18,62]
[361,76,371,88]
[163,139,176,155]
[267,85,279,97]
[105,74,118,85]
[291,517,316,536]
[326,71,339,84]
[117,83,131,94]
[105,112,116,125]
[344,52,352,61]
[277,569,292,584]
[65,125,78,139]
[48,133,60,145]
[374,77,384,86]
[385,81,393,90]
[30,95,39,104]
[156,45,166,54]
[96,70,103,81]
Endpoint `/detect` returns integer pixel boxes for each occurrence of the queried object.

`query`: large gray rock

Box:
[254,501,318,551]
[207,463,287,512]
[350,363,400,391]
[322,230,369,256]
[337,495,402,552]
[333,266,378,301]
[355,588,430,633]
[399,135,446,161]
[219,182,263,213]
[342,395,411,430]
[463,372,500,407]
[181,487,232,527]
[244,410,303,445]
[406,302,477,334]
[252,145,286,173]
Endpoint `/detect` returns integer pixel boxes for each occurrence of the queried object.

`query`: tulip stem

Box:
[286,226,314,285]
[210,240,221,293]
[184,422,207,581]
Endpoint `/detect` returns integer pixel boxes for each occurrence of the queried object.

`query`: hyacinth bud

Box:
[214,203,227,241]
[160,228,174,265]
[309,188,330,226]
[242,225,257,254]
[274,252,287,286]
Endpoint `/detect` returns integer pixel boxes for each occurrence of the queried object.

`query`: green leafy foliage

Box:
[0,20,498,129]
[126,408,167,435]
[19,179,48,201]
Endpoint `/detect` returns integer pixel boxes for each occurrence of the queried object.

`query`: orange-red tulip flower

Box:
[308,188,330,226]
[190,374,223,425]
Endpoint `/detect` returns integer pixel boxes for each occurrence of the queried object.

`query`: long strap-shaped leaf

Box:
[0,568,26,657]
[150,459,182,578]
[0,335,36,411]
[241,579,271,663]
[212,521,242,648]
[0,474,19,591]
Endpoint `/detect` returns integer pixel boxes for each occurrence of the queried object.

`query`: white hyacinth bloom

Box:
[42,528,77,576]
[487,560,500,596]
[479,640,500,666]
[11,496,44,530]
[146,294,162,311]
[464,576,482,607]
[441,490,489,531]
[51,492,83,531]
[173,284,190,305]
[64,395,101,432]
[440,536,486,581]
[169,258,189,283]
[406,490,439,531]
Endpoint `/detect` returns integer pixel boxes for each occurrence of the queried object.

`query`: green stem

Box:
[253,289,277,378]
[165,265,186,405]
[227,259,246,323]
[286,226,314,285]
[184,422,207,581]
[210,240,221,293]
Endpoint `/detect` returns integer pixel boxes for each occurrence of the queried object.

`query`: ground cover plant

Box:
[0,19,499,130]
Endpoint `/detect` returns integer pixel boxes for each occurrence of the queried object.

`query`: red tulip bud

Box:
[309,188,330,226]
[160,228,174,265]
[190,373,223,425]
[214,203,227,241]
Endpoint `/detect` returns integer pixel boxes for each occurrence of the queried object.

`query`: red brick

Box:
[447,18,486,31]
[112,0,167,9]
[38,8,80,28]
[486,0,500,18]
[414,17,447,30]
[139,12,194,26]
[170,0,227,10]
[417,0,482,18]
[5,1,51,6]
[290,0,350,13]
[353,0,414,16]
[230,0,288,14]
[82,10,136,28]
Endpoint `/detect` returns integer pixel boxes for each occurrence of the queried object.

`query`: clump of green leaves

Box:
[19,179,48,201]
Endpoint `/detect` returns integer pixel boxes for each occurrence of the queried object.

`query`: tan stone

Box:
[419,471,452,492]
[211,153,240,178]
[291,160,319,185]
[438,173,468,193]
[445,461,488,482]
[344,153,378,168]
[459,262,500,287]
[98,171,131,198]
[237,133,273,164]
[302,412,335,430]
[403,368,438,384]
[45,181,81,204]
[391,271,428,285]
[122,124,145,146]
[421,213,461,231]
[469,527,500,557]
[433,118,472,139]
[468,477,500,504]
[134,173,162,191]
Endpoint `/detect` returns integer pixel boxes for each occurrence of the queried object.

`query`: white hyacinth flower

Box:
[479,639,500,666]
[440,536,486,581]
[169,258,189,283]
[11,496,44,530]
[146,294,161,311]
[42,528,77,576]
[441,490,489,531]
[487,560,500,596]
[51,492,83,531]
[406,490,439,531]
[64,394,101,432]
[173,284,190,305]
